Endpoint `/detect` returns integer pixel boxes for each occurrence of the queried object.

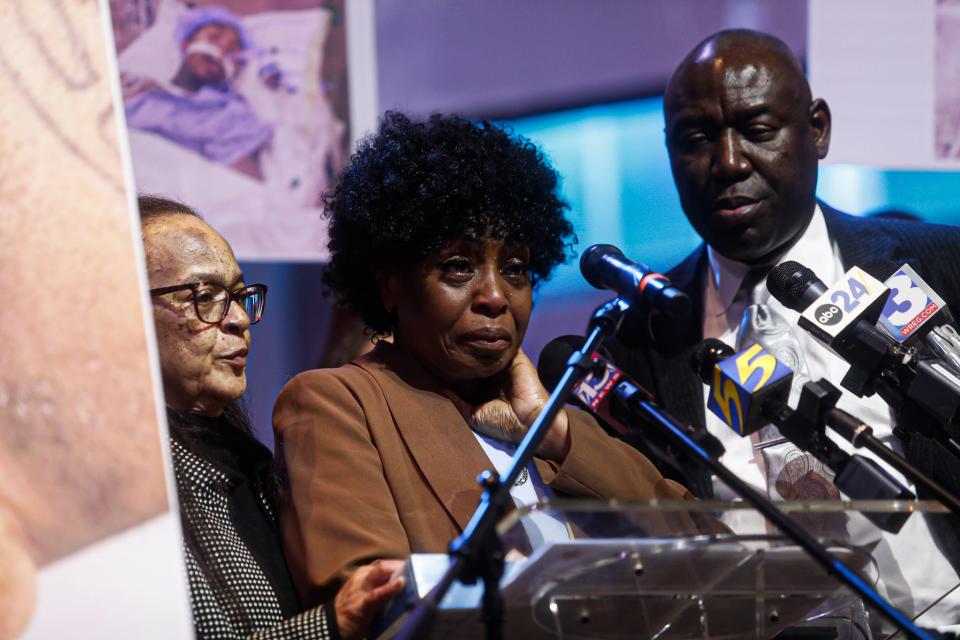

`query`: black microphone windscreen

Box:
[537,335,583,390]
[691,338,735,384]
[537,335,612,391]
[768,260,819,311]
[579,244,622,290]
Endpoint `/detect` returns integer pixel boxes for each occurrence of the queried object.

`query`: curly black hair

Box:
[322,112,576,334]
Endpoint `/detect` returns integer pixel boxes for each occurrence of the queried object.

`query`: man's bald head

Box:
[663,29,831,264]
[666,30,810,111]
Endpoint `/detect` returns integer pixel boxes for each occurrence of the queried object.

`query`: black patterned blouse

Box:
[169,412,339,640]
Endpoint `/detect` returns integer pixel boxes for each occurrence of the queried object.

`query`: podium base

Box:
[375,538,874,640]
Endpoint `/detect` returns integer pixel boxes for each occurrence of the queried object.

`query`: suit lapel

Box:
[649,246,708,432]
[821,203,906,276]
[822,205,960,571]
[644,247,715,497]
[359,344,494,532]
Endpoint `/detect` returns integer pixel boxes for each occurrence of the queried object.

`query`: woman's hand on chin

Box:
[450,348,571,464]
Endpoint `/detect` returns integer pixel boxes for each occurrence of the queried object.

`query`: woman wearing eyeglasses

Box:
[140,195,403,640]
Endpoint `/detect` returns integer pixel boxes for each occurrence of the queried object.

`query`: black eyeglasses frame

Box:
[149,282,268,325]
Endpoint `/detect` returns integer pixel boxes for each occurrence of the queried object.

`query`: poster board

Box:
[0,1,192,637]
[110,0,379,261]
[809,0,960,170]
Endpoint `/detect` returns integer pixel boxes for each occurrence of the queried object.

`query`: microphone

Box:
[876,263,953,345]
[926,325,960,377]
[872,263,960,427]
[580,244,690,321]
[871,260,960,378]
[768,261,960,433]
[537,335,724,462]
[535,340,932,635]
[767,261,907,397]
[693,338,915,532]
[536,342,936,635]
[691,340,793,437]
[767,262,891,360]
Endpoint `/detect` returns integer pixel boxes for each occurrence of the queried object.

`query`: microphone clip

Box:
[779,380,845,470]
[588,296,631,335]
[786,379,914,533]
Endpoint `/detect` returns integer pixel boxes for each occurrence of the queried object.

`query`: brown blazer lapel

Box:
[358,345,496,532]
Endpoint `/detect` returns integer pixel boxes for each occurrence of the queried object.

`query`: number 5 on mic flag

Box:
[706,344,793,436]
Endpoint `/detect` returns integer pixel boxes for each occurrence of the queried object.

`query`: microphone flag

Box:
[797,266,889,348]
[706,343,793,436]
[877,263,951,343]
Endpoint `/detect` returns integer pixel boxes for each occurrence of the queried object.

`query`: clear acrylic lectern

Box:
[375,499,956,639]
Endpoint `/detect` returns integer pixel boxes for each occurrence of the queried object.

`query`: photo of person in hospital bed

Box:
[123,7,272,180]
[113,0,351,259]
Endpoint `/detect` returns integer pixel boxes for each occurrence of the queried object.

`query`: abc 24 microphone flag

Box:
[707,344,793,436]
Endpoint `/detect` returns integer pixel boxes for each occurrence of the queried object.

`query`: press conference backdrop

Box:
[506,96,960,382]
[506,96,960,297]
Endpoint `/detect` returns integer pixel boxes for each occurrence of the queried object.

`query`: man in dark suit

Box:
[606,28,960,627]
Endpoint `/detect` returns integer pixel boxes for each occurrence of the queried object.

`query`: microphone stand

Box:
[391,297,631,640]
[806,379,960,519]
[620,396,935,639]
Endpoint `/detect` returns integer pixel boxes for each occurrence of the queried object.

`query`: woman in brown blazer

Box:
[273,112,690,608]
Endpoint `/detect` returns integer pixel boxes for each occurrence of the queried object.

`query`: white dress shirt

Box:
[700,205,960,628]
